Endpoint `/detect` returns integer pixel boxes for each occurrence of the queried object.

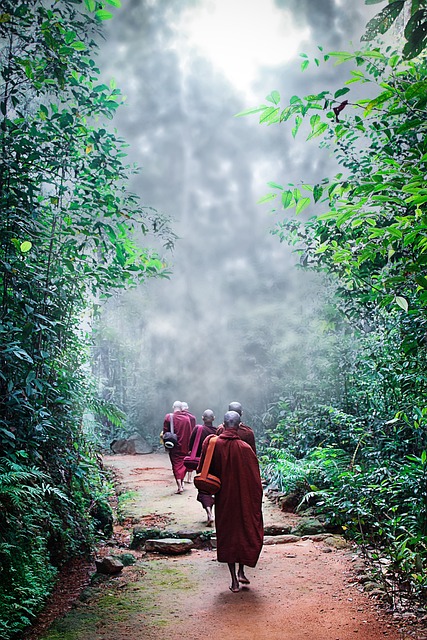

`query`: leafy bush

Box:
[266,403,366,457]
[318,448,427,601]
[264,443,427,601]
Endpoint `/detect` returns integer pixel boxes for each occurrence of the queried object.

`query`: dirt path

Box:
[34,452,415,640]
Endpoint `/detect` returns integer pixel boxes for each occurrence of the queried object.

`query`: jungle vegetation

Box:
[243,7,427,607]
[0,0,174,637]
[1,0,427,636]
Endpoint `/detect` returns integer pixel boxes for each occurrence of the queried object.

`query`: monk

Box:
[163,401,192,494]
[189,409,217,526]
[181,401,197,483]
[181,401,196,430]
[198,410,263,593]
[216,401,257,454]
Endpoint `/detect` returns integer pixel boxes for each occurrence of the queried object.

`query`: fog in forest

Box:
[93,0,376,442]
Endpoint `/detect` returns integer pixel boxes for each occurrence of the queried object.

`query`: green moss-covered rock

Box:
[114,553,136,566]
[291,517,325,536]
[131,527,166,548]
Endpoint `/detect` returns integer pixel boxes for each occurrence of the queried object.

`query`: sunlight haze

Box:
[177,0,309,97]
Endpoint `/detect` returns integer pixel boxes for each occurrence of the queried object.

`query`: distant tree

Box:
[238,48,427,324]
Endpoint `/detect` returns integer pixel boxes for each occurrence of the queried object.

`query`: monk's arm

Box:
[249,432,257,455]
[188,427,196,452]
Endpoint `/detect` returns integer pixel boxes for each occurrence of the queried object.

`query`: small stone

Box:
[95,556,124,575]
[145,538,193,554]
[263,534,300,545]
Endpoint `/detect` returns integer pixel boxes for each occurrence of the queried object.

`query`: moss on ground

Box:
[40,558,196,639]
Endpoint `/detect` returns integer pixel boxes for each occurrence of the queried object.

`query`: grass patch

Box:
[40,558,196,639]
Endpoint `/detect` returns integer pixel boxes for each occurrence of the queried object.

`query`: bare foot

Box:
[229,584,240,593]
[238,573,250,584]
[175,489,183,494]
[207,519,214,527]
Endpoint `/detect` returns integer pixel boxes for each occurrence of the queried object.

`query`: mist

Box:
[93,0,377,442]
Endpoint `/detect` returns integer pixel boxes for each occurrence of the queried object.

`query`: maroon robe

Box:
[183,410,196,430]
[190,423,217,509]
[199,430,263,567]
[163,411,192,481]
[216,422,257,454]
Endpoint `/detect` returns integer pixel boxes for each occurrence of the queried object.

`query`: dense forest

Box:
[249,1,427,609]
[1,0,427,637]
[0,1,174,636]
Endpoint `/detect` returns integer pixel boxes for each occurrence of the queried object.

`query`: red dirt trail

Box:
[96,453,403,640]
[29,452,425,640]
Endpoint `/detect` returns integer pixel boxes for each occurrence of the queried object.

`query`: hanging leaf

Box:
[415,275,427,289]
[71,41,86,51]
[20,241,32,253]
[395,296,409,312]
[403,10,427,58]
[334,87,350,99]
[281,190,293,209]
[257,193,278,204]
[307,122,328,140]
[313,184,323,203]
[234,105,268,118]
[404,80,427,101]
[266,91,280,105]
[295,197,311,214]
[260,106,280,124]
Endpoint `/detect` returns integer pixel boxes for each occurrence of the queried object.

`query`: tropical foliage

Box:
[0,0,173,636]
[245,44,427,603]
[362,0,427,59]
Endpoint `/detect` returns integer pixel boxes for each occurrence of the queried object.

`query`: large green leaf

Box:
[362,0,405,40]
[295,197,311,214]
[95,9,113,20]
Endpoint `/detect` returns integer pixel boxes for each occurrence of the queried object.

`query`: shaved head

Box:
[228,401,242,416]
[223,410,241,429]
